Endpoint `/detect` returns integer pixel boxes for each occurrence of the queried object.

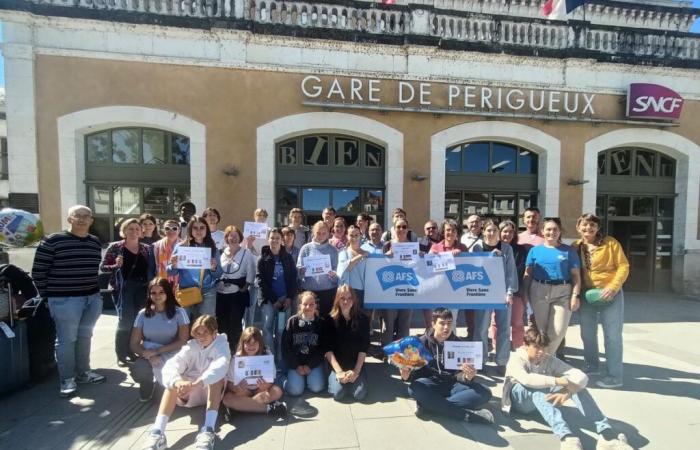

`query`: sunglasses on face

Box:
[396,225,408,229]
[164,226,179,232]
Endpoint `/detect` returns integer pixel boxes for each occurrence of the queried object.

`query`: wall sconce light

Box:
[223,165,240,177]
[411,171,428,182]
[567,179,589,186]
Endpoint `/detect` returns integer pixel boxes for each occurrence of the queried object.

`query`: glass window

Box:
[445,191,460,217]
[635,150,655,177]
[463,143,489,173]
[278,139,298,166]
[113,186,141,215]
[658,197,674,218]
[333,189,360,213]
[143,130,166,164]
[445,146,462,172]
[171,135,190,165]
[277,187,298,211]
[363,189,383,214]
[172,187,191,214]
[659,156,675,177]
[303,136,329,166]
[607,196,630,216]
[112,129,139,164]
[143,187,170,215]
[492,194,515,216]
[609,149,632,175]
[463,192,489,217]
[518,149,538,175]
[632,196,654,217]
[365,144,383,168]
[335,138,359,167]
[491,144,517,174]
[90,186,110,215]
[87,132,110,163]
[597,153,606,176]
[596,195,605,218]
[302,188,330,211]
[90,217,110,244]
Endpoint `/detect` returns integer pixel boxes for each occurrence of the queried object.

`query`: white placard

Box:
[232,354,276,387]
[303,254,333,277]
[174,246,211,270]
[243,221,269,239]
[444,340,483,370]
[392,242,420,263]
[425,251,456,273]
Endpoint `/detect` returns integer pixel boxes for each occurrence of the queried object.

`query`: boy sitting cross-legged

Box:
[400,307,494,424]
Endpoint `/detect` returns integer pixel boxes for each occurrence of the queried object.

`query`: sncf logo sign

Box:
[627,83,683,120]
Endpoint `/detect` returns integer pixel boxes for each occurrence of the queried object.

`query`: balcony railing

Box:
[8,0,700,64]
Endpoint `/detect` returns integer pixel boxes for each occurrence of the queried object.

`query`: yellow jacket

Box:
[574,236,630,292]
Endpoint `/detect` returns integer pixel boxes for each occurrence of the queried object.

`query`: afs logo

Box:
[445,264,491,290]
[376,265,419,290]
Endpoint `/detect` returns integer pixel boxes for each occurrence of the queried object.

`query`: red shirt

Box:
[430,240,468,253]
[518,230,544,248]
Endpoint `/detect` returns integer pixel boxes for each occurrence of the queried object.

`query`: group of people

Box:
[30,202,632,450]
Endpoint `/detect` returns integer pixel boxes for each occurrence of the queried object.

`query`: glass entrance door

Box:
[608,221,654,292]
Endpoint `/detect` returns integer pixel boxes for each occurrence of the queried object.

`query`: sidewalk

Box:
[1,292,699,450]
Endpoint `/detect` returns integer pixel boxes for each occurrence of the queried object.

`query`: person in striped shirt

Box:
[31,205,106,397]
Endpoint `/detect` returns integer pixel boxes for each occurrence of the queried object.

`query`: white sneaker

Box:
[194,427,216,450]
[76,370,106,384]
[141,429,167,450]
[59,378,77,397]
[596,433,634,450]
[561,436,583,450]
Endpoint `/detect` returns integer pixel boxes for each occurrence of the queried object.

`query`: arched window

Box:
[444,141,538,227]
[276,134,385,226]
[85,127,191,242]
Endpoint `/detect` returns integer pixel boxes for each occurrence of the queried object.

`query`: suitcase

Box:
[0,319,30,395]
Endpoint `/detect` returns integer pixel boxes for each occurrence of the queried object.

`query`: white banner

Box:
[364,253,506,309]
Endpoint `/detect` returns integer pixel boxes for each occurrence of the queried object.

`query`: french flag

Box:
[542,0,588,20]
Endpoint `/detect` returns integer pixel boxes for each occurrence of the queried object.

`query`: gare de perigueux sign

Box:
[300,75,682,126]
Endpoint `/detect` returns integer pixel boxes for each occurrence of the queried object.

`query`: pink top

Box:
[518,230,544,248]
[430,240,468,253]
[329,236,348,251]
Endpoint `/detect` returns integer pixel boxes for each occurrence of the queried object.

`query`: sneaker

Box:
[596,433,633,450]
[141,429,167,450]
[596,376,623,389]
[139,380,155,402]
[561,436,583,450]
[194,427,216,450]
[466,408,495,425]
[414,403,427,419]
[494,365,507,377]
[267,401,288,419]
[59,378,77,397]
[76,370,106,384]
[582,364,601,375]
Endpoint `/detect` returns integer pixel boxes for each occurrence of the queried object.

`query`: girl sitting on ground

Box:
[222,327,288,419]
[281,291,326,396]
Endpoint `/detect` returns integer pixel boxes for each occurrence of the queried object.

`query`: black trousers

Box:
[216,291,250,350]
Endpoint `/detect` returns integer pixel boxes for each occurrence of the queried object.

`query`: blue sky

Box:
[0,2,698,87]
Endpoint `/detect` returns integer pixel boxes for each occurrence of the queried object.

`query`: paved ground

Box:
[1,249,699,449]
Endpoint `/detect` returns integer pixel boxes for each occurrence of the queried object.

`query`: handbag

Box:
[176,270,205,308]
[578,244,610,306]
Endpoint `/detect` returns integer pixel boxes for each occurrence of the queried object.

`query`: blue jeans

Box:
[328,368,367,401]
[284,365,325,396]
[579,290,624,380]
[408,377,492,420]
[245,284,259,328]
[510,383,611,438]
[48,294,103,381]
[113,279,147,361]
[184,289,216,321]
[475,305,512,366]
[261,301,290,367]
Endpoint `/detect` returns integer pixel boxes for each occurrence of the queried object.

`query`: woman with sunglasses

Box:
[168,216,223,320]
[380,217,414,346]
[522,217,582,356]
[150,219,182,285]
[574,213,629,389]
[497,220,528,350]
